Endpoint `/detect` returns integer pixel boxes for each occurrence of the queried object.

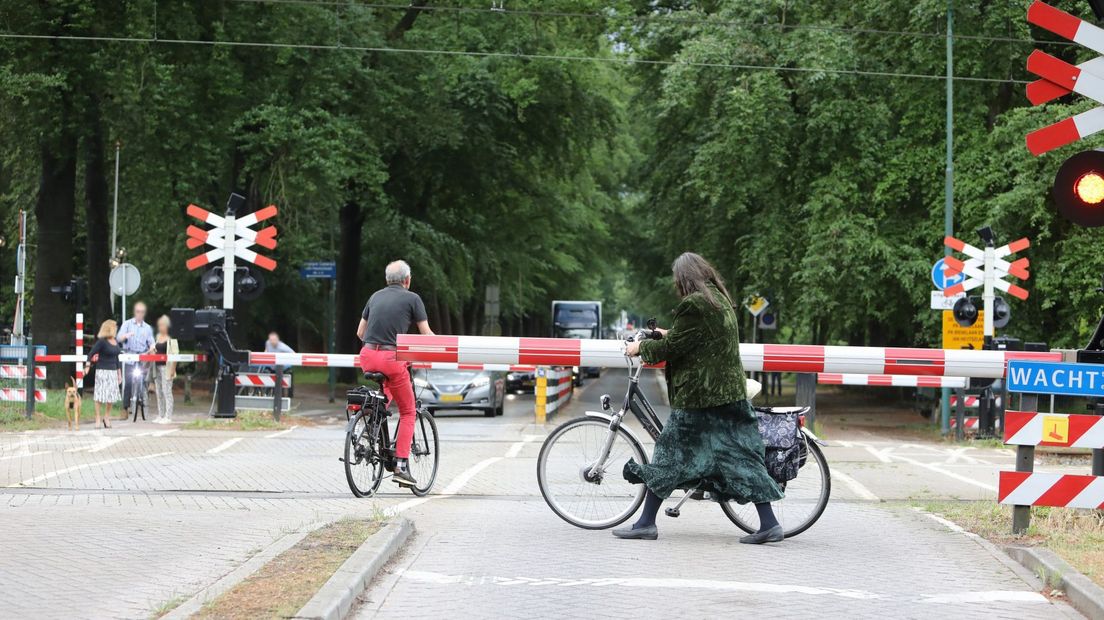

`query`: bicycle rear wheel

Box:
[407,409,439,496]
[719,433,830,538]
[537,416,648,530]
[344,412,385,497]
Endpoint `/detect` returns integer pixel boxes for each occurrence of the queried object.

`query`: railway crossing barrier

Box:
[535,367,573,424]
[1001,358,1104,533]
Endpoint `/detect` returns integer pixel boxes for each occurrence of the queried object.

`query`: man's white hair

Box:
[385,260,411,284]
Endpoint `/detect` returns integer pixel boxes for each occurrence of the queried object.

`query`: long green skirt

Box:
[623,400,784,504]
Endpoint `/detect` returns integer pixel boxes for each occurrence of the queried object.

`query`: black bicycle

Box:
[342,371,440,497]
[536,326,831,537]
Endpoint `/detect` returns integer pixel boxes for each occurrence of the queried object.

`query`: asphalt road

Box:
[0,369,1087,618]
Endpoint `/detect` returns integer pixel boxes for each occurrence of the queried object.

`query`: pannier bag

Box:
[755,408,804,484]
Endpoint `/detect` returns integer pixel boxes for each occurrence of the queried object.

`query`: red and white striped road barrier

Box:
[817,373,968,388]
[75,313,84,389]
[396,335,1062,378]
[535,367,573,422]
[35,353,207,364]
[235,373,292,389]
[999,472,1104,509]
[949,416,980,431]
[1025,2,1104,154]
[0,388,46,403]
[1003,411,1104,448]
[949,395,979,408]
[248,352,358,368]
[942,236,1030,301]
[411,362,539,373]
[0,365,46,380]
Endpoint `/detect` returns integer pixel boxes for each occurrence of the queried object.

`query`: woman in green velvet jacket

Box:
[617,252,784,544]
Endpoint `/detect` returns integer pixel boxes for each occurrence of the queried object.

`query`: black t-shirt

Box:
[361,284,428,346]
[88,338,121,370]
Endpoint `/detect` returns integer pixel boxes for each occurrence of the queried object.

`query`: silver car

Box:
[414,369,505,417]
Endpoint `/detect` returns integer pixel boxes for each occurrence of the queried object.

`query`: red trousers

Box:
[359,346,416,459]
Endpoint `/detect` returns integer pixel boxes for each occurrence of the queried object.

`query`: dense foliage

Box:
[2,0,1103,372]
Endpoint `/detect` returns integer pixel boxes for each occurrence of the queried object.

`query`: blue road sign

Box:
[931,258,966,291]
[1007,360,1104,397]
[300,261,336,279]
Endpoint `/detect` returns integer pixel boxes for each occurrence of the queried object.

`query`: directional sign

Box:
[1008,359,1104,397]
[745,296,769,317]
[931,258,965,291]
[300,261,336,279]
[757,312,777,330]
[1025,2,1104,154]
[942,310,984,350]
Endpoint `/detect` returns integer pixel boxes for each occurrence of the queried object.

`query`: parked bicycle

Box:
[536,326,831,537]
[341,371,440,497]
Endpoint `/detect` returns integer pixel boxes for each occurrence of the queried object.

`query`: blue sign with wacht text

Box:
[1007,360,1104,397]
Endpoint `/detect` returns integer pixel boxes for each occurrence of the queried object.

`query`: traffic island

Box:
[162,516,407,620]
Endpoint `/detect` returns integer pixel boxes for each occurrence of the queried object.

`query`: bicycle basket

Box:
[755,408,803,484]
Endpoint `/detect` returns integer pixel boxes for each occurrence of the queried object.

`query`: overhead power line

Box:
[0,31,1030,84]
[225,0,1073,47]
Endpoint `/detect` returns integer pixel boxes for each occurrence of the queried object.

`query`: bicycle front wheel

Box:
[537,416,648,530]
[719,433,831,538]
[407,409,440,497]
[345,412,385,498]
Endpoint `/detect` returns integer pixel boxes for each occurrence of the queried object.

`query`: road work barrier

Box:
[395,335,1061,378]
[535,367,573,424]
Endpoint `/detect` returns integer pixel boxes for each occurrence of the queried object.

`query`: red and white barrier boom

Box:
[185,201,278,310]
[75,313,84,390]
[396,335,1060,378]
[1025,1,1104,155]
[818,373,968,389]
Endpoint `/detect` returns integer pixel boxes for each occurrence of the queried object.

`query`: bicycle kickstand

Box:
[664,484,701,518]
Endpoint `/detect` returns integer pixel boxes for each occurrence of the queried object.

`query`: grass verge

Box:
[917,500,1104,588]
[182,410,312,431]
[193,518,383,620]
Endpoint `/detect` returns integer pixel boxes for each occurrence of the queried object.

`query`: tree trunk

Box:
[335,201,365,382]
[83,119,112,325]
[31,135,79,387]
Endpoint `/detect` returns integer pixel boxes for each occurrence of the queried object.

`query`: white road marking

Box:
[206,438,243,454]
[10,452,173,487]
[886,452,998,492]
[916,508,982,541]
[265,426,298,439]
[67,436,130,453]
[390,436,539,515]
[151,428,179,437]
[863,445,893,463]
[395,570,1048,604]
[832,470,880,501]
[0,450,48,462]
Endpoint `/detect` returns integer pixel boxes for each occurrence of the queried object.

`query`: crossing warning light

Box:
[1054,150,1104,227]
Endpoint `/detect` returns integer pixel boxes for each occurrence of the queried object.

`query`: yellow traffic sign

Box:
[745,296,770,317]
[942,310,984,350]
[1042,415,1069,444]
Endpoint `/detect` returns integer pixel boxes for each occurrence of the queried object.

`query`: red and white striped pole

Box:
[75,313,84,391]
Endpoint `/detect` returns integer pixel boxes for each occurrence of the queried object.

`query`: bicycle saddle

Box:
[363,371,388,385]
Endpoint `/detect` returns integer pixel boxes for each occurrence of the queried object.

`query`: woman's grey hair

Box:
[671,252,734,309]
[385,260,412,284]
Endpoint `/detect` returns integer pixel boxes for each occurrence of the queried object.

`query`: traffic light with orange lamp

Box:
[1053,150,1104,227]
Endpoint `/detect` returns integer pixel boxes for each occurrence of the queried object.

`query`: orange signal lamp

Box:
[1053,149,1104,227]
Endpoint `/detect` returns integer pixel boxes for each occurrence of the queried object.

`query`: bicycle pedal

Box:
[664,508,680,518]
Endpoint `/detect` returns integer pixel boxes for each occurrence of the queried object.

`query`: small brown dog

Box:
[63,377,82,431]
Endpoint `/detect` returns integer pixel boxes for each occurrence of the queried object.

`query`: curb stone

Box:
[295,518,413,620]
[1006,545,1104,620]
